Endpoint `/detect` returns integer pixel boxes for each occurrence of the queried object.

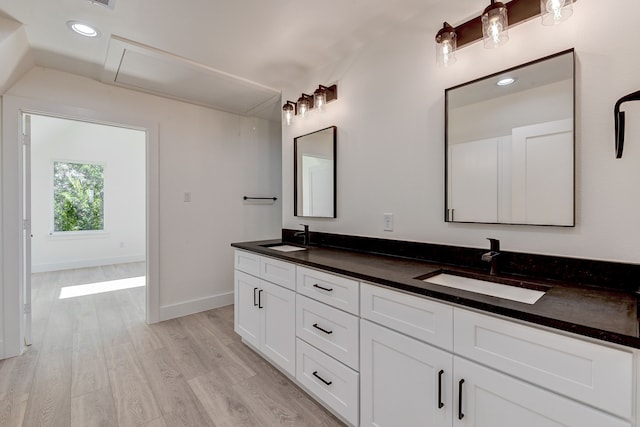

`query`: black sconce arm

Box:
[614,90,640,158]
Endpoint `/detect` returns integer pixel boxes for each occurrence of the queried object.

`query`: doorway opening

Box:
[25,113,147,346]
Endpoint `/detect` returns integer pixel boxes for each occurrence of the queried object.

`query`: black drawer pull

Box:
[253,287,258,306]
[438,370,444,409]
[458,379,465,420]
[312,323,333,335]
[258,289,264,309]
[312,371,332,386]
[313,284,333,292]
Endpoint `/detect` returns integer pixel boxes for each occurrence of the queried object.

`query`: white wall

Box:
[4,67,281,331]
[282,0,640,264]
[30,115,146,272]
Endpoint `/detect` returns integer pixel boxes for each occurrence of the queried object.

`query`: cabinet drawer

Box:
[259,256,296,290]
[454,308,634,419]
[234,250,260,276]
[297,266,359,314]
[296,339,359,426]
[361,283,453,351]
[296,295,359,370]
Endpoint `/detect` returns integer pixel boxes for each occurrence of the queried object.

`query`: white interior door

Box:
[22,113,32,346]
[449,138,498,223]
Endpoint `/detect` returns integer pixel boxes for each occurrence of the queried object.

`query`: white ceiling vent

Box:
[89,0,116,10]
[102,36,281,120]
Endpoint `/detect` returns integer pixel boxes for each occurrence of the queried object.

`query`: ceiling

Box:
[0,0,446,119]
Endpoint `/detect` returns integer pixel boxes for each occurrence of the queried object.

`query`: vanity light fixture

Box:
[282,101,297,126]
[66,20,100,37]
[435,22,457,67]
[541,0,573,25]
[435,0,576,64]
[482,0,509,48]
[281,83,338,125]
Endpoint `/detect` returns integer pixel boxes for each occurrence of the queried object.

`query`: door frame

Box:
[1,95,160,358]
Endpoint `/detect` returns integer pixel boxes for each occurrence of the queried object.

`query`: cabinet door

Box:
[234,270,261,349]
[453,357,631,427]
[260,280,296,376]
[360,319,453,427]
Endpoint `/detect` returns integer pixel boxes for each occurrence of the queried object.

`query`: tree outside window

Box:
[53,161,104,232]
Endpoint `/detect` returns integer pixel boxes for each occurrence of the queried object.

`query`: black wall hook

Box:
[614,90,640,158]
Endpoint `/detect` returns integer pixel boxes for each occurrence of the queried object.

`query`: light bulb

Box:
[482,2,509,49]
[282,103,295,126]
[314,88,327,113]
[541,0,573,25]
[435,22,457,67]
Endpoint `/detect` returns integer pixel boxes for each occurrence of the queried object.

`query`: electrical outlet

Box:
[184,192,191,202]
[383,213,393,231]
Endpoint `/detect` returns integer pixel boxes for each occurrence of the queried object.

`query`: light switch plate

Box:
[383,213,393,231]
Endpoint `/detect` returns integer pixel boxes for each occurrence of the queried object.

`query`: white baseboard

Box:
[158,292,234,322]
[32,254,146,273]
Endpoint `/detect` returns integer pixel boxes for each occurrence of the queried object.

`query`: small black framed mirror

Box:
[294,126,337,218]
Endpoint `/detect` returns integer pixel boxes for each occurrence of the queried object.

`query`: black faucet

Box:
[481,238,500,275]
[294,224,310,246]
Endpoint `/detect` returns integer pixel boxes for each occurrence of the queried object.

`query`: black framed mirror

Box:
[445,49,575,226]
[294,126,337,218]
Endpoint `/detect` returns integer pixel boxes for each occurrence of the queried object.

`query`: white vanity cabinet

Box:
[234,251,296,375]
[234,250,636,427]
[360,283,634,427]
[295,266,360,426]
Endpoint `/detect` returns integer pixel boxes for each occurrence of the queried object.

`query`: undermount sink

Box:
[261,244,307,252]
[422,272,547,304]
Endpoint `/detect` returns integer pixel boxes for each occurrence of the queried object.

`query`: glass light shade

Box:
[482,2,509,49]
[435,23,457,67]
[541,0,573,25]
[282,103,295,126]
[313,88,327,112]
[298,96,310,118]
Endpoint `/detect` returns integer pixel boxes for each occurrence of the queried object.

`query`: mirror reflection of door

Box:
[302,155,333,217]
[294,126,336,218]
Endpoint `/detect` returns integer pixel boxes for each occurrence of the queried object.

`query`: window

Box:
[53,161,104,232]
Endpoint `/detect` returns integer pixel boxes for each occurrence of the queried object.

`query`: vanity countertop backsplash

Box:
[232,230,640,349]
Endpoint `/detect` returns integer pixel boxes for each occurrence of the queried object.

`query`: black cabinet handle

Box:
[313,283,333,292]
[253,287,258,306]
[438,370,444,409]
[312,371,332,386]
[258,289,264,309]
[458,379,465,420]
[312,323,333,335]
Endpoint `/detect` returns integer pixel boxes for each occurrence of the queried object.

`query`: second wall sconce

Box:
[435,0,575,66]
[283,84,338,125]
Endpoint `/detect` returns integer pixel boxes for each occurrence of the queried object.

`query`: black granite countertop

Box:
[232,239,640,349]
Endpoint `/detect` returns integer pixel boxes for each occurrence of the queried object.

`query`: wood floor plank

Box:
[177,315,256,383]
[95,292,133,349]
[22,349,72,427]
[105,344,162,426]
[138,348,215,427]
[71,331,109,398]
[70,386,118,427]
[150,319,214,381]
[188,372,263,427]
[0,393,29,427]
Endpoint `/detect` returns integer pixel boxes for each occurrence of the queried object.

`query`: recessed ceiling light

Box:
[497,77,516,86]
[67,20,100,38]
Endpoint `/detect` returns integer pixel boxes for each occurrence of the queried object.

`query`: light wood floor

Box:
[0,263,344,427]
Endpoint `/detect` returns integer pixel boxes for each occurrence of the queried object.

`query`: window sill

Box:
[47,231,110,240]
